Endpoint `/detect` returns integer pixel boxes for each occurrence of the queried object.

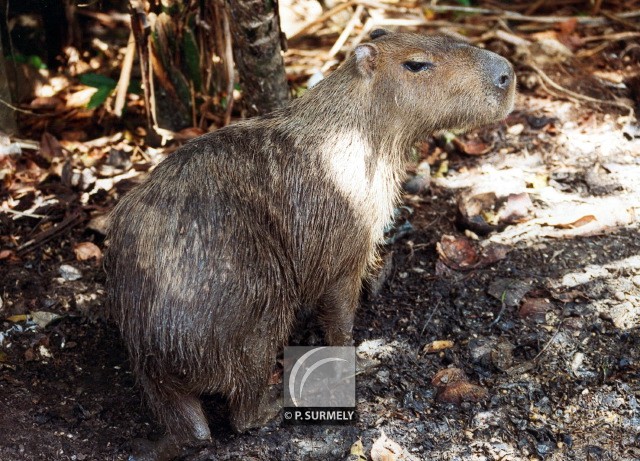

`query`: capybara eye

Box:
[402,61,434,72]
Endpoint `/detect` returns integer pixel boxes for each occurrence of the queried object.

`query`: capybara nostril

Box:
[496,73,511,90]
[487,54,514,91]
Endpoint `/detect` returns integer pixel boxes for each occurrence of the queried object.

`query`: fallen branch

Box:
[114,31,136,117]
[525,62,635,115]
[327,4,365,58]
[427,5,640,26]
[17,211,84,255]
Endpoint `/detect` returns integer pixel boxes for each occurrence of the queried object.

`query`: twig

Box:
[289,1,358,41]
[427,5,640,25]
[576,41,612,59]
[1,207,48,220]
[221,1,234,126]
[524,0,546,16]
[473,29,531,47]
[75,9,130,25]
[128,0,152,130]
[327,5,364,58]
[602,10,640,30]
[592,0,604,16]
[532,319,565,362]
[0,97,43,116]
[525,62,635,114]
[582,31,640,43]
[17,211,84,254]
[114,31,136,117]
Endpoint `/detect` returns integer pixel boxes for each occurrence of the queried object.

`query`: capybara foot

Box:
[231,384,282,432]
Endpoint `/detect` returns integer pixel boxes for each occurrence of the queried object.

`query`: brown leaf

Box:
[498,192,533,224]
[371,430,404,461]
[175,127,206,140]
[73,242,103,261]
[30,97,64,110]
[40,132,63,161]
[0,249,17,261]
[553,215,597,229]
[437,381,489,405]
[453,138,492,156]
[480,243,510,266]
[437,235,479,269]
[423,340,454,354]
[519,297,553,323]
[431,367,467,388]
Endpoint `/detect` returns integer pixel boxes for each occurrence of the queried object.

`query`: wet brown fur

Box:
[105,31,515,458]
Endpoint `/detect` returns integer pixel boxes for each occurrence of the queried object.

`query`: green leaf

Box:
[80,73,117,89]
[27,55,47,70]
[456,0,472,5]
[5,54,46,69]
[87,86,113,109]
[182,29,202,91]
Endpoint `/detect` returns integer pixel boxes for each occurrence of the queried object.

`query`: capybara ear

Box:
[370,29,390,39]
[355,43,378,78]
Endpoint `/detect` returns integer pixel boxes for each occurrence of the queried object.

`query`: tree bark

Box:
[0,34,17,134]
[227,0,289,116]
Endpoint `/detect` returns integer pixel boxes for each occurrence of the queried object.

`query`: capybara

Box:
[106,29,515,460]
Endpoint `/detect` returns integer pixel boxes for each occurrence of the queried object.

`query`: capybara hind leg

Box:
[131,376,211,461]
[319,276,361,346]
[229,383,282,433]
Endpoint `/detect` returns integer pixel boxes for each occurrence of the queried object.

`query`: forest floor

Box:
[1,2,639,461]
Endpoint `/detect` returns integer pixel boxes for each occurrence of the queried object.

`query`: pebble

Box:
[59,264,82,281]
[614,291,626,301]
[633,275,640,287]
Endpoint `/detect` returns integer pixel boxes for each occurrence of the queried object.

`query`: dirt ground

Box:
[1,5,640,461]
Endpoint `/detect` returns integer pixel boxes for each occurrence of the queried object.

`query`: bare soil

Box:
[2,10,640,461]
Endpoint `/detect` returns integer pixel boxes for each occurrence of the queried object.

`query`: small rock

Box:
[403,174,430,194]
[59,264,82,281]
[73,242,102,262]
[469,339,495,367]
[491,340,514,371]
[633,275,640,287]
[610,302,639,330]
[507,123,524,136]
[614,291,626,301]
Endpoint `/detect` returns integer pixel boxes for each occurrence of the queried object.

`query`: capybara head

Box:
[350,29,515,134]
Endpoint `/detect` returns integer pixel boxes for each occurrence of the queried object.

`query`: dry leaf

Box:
[437,381,489,404]
[31,311,62,329]
[431,367,467,387]
[66,87,98,108]
[553,215,597,229]
[0,249,17,261]
[350,439,367,460]
[519,297,552,323]
[371,430,404,461]
[453,138,492,156]
[437,235,479,269]
[40,132,63,161]
[6,314,29,323]
[498,193,533,224]
[74,242,103,261]
[423,340,454,354]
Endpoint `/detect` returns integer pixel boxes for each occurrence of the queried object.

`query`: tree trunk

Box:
[0,35,17,134]
[227,0,289,116]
